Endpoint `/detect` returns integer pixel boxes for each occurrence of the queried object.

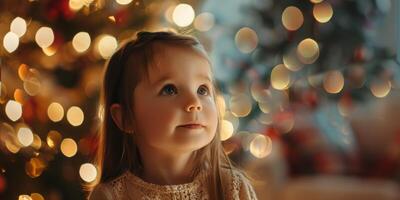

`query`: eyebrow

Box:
[152,74,213,87]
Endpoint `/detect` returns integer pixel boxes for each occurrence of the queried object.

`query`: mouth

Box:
[178,123,205,129]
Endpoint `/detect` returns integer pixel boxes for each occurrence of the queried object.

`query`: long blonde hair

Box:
[89,31,235,199]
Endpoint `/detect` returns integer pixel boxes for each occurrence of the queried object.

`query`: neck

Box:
[138,147,198,185]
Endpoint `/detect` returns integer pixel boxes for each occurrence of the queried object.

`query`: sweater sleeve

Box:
[238,174,258,200]
[88,183,114,200]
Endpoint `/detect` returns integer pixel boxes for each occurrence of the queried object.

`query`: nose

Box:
[185,93,202,112]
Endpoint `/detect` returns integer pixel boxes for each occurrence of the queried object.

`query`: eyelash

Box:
[160,84,211,96]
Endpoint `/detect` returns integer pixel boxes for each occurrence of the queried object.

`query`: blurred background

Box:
[1,0,400,199]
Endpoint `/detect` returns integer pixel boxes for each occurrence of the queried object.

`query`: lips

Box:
[178,123,205,129]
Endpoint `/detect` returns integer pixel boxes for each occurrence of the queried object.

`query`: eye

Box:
[160,84,178,95]
[198,85,210,96]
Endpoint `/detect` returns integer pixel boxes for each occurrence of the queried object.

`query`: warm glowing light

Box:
[61,138,78,157]
[235,27,258,54]
[370,79,391,98]
[5,100,22,121]
[17,127,34,147]
[220,120,234,141]
[25,157,46,178]
[283,49,303,71]
[23,77,41,96]
[249,134,272,158]
[271,64,291,90]
[282,6,304,31]
[31,134,42,150]
[18,64,29,81]
[172,4,195,27]
[42,46,57,56]
[313,2,333,23]
[69,0,84,11]
[10,17,27,37]
[229,94,252,117]
[30,193,44,200]
[35,27,54,48]
[47,102,64,122]
[323,70,344,94]
[194,12,215,32]
[216,95,226,118]
[79,163,97,182]
[310,0,324,3]
[3,32,19,53]
[97,35,117,59]
[67,106,84,126]
[47,130,62,149]
[72,32,91,53]
[297,38,319,64]
[116,0,133,5]
[18,195,32,200]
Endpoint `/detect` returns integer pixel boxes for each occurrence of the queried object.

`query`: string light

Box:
[172,4,195,27]
[235,27,258,54]
[229,94,252,117]
[61,138,78,157]
[72,32,91,53]
[220,120,234,141]
[79,163,97,182]
[5,100,22,122]
[313,2,333,23]
[10,17,27,37]
[116,0,133,5]
[271,64,291,90]
[282,6,304,31]
[194,12,215,32]
[249,134,272,158]
[3,32,19,53]
[47,102,64,122]
[35,27,54,48]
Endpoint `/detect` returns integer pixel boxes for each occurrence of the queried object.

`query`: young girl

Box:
[88,31,258,199]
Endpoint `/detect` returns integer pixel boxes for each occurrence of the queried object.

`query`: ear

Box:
[110,104,133,133]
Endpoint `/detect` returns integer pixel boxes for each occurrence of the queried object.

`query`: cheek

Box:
[204,100,218,134]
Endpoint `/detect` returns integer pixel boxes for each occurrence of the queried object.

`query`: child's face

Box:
[132,44,218,154]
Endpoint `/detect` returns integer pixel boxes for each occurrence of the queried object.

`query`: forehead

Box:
[146,43,212,83]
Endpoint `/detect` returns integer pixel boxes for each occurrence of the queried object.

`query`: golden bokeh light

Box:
[97,34,117,59]
[313,2,333,23]
[42,46,57,56]
[297,38,319,64]
[14,89,27,104]
[47,130,62,149]
[72,32,91,53]
[10,17,27,37]
[282,6,304,31]
[31,134,42,150]
[258,113,273,125]
[310,0,324,3]
[25,157,46,178]
[17,127,34,147]
[3,32,19,53]
[116,0,133,5]
[67,106,84,126]
[30,193,44,200]
[79,163,97,182]
[172,4,195,27]
[283,49,304,71]
[47,102,64,122]
[249,134,272,158]
[23,76,41,96]
[5,100,22,122]
[35,27,54,48]
[220,120,234,141]
[235,27,258,54]
[229,94,252,117]
[194,12,215,32]
[323,70,344,94]
[18,195,32,200]
[61,138,78,157]
[224,111,239,130]
[370,79,391,98]
[69,0,84,11]
[271,64,291,90]
[18,64,29,81]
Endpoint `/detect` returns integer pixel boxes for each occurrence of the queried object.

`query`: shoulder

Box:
[221,167,258,200]
[88,183,114,200]
[88,172,130,200]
